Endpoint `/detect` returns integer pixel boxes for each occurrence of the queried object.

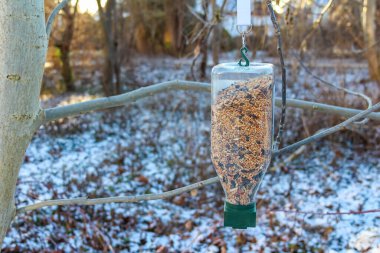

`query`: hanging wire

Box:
[266,0,287,151]
[236,24,253,35]
[242,32,246,47]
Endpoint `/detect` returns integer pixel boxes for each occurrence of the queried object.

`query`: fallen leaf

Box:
[185,220,193,231]
[172,195,186,206]
[190,189,198,197]
[136,175,149,185]
[156,245,169,253]
[236,233,247,246]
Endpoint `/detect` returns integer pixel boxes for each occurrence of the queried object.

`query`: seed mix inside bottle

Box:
[211,63,275,229]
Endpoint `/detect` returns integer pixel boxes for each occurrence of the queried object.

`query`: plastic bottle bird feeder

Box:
[209,0,280,229]
[211,63,275,229]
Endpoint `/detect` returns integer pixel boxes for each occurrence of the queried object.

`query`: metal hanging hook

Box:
[237,25,252,67]
[239,46,250,67]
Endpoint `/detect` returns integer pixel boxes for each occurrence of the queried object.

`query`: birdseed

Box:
[211,76,273,205]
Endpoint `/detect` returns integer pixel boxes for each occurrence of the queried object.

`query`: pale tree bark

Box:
[0,0,47,248]
[362,0,380,82]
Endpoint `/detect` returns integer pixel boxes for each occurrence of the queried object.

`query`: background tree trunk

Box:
[54,0,79,92]
[199,0,209,79]
[0,0,47,248]
[362,0,380,82]
[211,0,221,65]
[164,0,186,55]
[97,0,120,95]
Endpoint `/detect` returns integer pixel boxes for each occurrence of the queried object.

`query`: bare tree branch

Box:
[44,80,210,123]
[186,5,210,25]
[267,0,287,151]
[271,209,380,216]
[281,98,380,121]
[277,101,380,155]
[43,80,380,124]
[220,0,228,14]
[46,0,70,38]
[300,0,335,54]
[73,0,80,17]
[18,100,380,215]
[294,54,372,124]
[16,178,219,215]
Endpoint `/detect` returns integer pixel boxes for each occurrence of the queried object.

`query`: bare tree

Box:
[211,0,226,65]
[1,0,380,250]
[0,0,48,247]
[189,0,227,79]
[362,0,380,82]
[96,0,121,95]
[53,0,79,91]
[164,0,186,55]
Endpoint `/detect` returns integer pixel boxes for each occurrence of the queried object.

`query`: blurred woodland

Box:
[44,0,380,96]
[2,0,380,252]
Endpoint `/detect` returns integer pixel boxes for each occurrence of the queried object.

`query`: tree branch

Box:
[44,80,210,123]
[18,100,380,215]
[276,101,380,155]
[300,0,335,54]
[46,0,70,38]
[267,0,287,151]
[16,177,219,215]
[281,98,380,121]
[186,5,210,25]
[294,53,372,124]
[43,80,380,123]
[73,0,80,18]
[271,209,380,216]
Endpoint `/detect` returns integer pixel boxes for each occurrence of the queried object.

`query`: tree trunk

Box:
[58,1,79,92]
[362,0,380,82]
[60,44,74,91]
[199,0,209,79]
[164,0,185,55]
[211,24,221,65]
[200,38,208,79]
[211,0,221,65]
[0,0,47,248]
[97,0,118,96]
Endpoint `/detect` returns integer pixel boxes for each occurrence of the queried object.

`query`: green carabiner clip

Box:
[238,46,250,67]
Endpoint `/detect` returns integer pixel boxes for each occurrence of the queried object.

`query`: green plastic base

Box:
[224,202,256,229]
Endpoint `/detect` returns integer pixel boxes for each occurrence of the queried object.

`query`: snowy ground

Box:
[2,54,380,252]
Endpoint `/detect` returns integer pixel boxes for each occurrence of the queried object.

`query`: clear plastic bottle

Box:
[211,62,275,228]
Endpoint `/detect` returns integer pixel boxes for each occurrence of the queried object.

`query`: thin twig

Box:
[272,209,380,216]
[186,5,210,25]
[279,98,380,121]
[43,80,380,123]
[16,178,219,215]
[276,101,380,155]
[294,54,372,124]
[189,24,211,45]
[353,40,380,55]
[18,101,380,215]
[267,0,287,151]
[46,0,70,38]
[299,0,335,54]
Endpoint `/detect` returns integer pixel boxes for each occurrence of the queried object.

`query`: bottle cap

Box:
[224,201,256,229]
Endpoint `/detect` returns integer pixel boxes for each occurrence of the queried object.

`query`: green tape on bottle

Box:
[224,201,256,229]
